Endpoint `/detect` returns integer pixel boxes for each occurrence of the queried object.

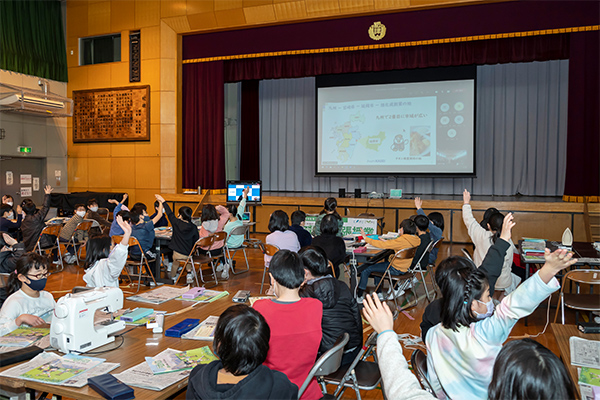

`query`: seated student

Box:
[0,233,26,274]
[198,204,230,254]
[414,197,444,265]
[155,195,199,280]
[83,216,131,287]
[426,247,576,400]
[1,195,14,208]
[0,253,55,336]
[410,215,432,270]
[356,219,420,302]
[187,304,298,400]
[58,204,87,264]
[463,189,519,293]
[224,187,248,249]
[0,204,22,238]
[288,210,312,248]
[108,194,129,237]
[420,213,515,342]
[264,211,300,265]
[311,214,346,278]
[488,339,576,400]
[129,197,163,260]
[312,197,344,237]
[21,185,53,252]
[253,250,323,400]
[149,200,169,228]
[85,198,111,230]
[362,293,436,400]
[299,246,362,366]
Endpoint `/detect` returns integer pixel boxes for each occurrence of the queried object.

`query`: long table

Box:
[521,241,600,279]
[0,289,237,399]
[551,323,600,400]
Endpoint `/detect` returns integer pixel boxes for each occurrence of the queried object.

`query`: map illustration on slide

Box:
[322,96,436,167]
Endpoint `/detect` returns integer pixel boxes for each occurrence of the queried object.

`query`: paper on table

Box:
[128,286,190,304]
[20,353,105,384]
[0,327,50,347]
[145,346,216,374]
[182,316,219,341]
[177,289,228,303]
[570,336,600,369]
[114,349,191,391]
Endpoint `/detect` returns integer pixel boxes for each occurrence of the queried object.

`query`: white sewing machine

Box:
[50,287,126,354]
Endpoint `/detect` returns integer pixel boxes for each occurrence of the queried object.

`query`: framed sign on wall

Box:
[72,85,150,142]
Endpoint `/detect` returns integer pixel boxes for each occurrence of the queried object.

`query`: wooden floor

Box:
[42,239,577,400]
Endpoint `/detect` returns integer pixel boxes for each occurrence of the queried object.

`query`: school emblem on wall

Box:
[368,21,386,41]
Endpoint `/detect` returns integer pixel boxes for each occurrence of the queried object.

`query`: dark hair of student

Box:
[320,214,339,236]
[267,210,289,233]
[214,304,270,376]
[6,253,48,297]
[321,197,342,219]
[291,210,306,226]
[438,256,489,331]
[179,206,193,222]
[201,204,219,222]
[132,202,147,212]
[74,203,85,211]
[488,212,505,244]
[414,215,430,232]
[129,210,142,224]
[0,205,12,217]
[3,195,14,202]
[428,211,445,232]
[21,199,37,215]
[85,235,112,268]
[88,198,98,207]
[269,249,304,289]
[154,200,160,209]
[488,339,576,400]
[480,207,499,229]
[299,246,329,277]
[116,210,130,222]
[399,219,417,235]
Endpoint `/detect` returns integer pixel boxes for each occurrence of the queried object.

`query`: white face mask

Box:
[6,213,14,219]
[76,211,86,218]
[90,206,98,212]
[6,202,13,207]
[474,299,495,319]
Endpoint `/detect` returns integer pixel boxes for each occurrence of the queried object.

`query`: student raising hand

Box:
[463,189,471,204]
[116,215,132,242]
[414,197,423,211]
[538,248,577,284]
[362,293,394,334]
[499,213,515,242]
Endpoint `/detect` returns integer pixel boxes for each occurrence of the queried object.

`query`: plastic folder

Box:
[88,373,134,400]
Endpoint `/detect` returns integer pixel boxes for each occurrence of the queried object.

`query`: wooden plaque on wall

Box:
[72,85,150,142]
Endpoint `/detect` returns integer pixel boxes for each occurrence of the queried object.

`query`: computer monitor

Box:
[226,180,262,204]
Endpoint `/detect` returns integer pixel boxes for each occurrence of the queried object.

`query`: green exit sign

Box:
[18,146,32,153]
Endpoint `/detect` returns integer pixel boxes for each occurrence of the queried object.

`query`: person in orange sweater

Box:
[356,219,421,303]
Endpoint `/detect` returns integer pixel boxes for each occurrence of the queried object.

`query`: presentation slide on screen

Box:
[317,79,474,174]
[227,184,261,202]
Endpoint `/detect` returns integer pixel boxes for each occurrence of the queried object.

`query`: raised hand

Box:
[44,185,53,195]
[499,213,515,242]
[362,293,394,334]
[155,194,165,203]
[463,189,471,204]
[414,197,423,210]
[538,248,577,284]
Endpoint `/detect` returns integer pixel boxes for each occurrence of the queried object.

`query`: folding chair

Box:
[35,225,63,271]
[97,207,110,221]
[554,269,600,324]
[323,331,384,400]
[66,220,93,266]
[298,333,350,399]
[175,236,217,287]
[409,239,439,301]
[371,247,418,311]
[113,235,157,292]
[329,260,337,278]
[427,237,444,295]
[259,242,279,294]
[224,224,250,275]
[411,349,435,395]
[461,247,474,262]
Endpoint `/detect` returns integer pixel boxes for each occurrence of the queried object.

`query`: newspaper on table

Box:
[181,316,219,341]
[18,353,105,384]
[0,352,119,388]
[570,336,600,369]
[177,289,228,303]
[114,349,191,391]
[0,327,50,347]
[145,346,217,374]
[128,285,190,304]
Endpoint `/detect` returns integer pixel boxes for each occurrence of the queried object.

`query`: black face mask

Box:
[25,277,47,291]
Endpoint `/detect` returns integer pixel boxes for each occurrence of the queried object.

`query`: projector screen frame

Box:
[314,65,477,178]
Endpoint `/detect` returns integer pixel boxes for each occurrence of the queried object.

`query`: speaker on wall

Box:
[355,188,362,198]
[339,188,346,198]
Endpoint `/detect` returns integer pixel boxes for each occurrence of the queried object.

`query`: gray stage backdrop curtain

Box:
[259,60,568,196]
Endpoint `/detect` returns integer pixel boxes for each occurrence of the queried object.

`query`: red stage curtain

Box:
[182,62,225,189]
[564,31,600,197]
[240,80,260,181]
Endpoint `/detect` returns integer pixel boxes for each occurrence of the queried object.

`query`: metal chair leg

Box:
[260,264,268,294]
